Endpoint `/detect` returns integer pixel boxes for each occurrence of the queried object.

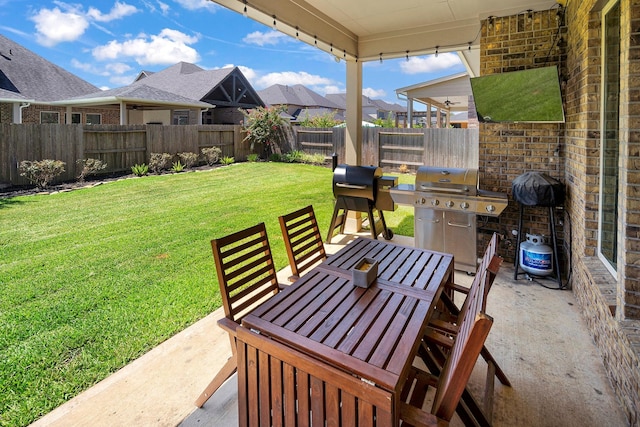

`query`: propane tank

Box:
[519,233,554,276]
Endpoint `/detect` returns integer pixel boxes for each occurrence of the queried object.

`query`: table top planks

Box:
[242,237,454,393]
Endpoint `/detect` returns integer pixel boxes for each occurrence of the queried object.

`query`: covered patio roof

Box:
[396,72,472,113]
[210,0,558,73]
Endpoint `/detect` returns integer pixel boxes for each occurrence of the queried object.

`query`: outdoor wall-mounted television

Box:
[470,66,565,123]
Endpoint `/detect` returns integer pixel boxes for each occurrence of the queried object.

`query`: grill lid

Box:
[415,166,478,196]
[332,164,382,200]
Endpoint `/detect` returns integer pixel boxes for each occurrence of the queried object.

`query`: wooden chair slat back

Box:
[211,223,279,323]
[431,233,501,421]
[279,205,327,280]
[237,326,394,427]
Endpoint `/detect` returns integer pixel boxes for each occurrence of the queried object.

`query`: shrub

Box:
[149,153,173,174]
[239,105,287,156]
[177,152,199,168]
[269,153,282,162]
[399,164,409,174]
[171,161,185,172]
[76,158,107,182]
[19,159,66,188]
[131,164,149,176]
[247,153,260,162]
[301,153,326,165]
[201,147,222,165]
[283,150,304,163]
[220,156,235,166]
[297,110,340,127]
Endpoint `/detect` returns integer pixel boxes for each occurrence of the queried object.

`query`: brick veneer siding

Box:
[482,2,640,424]
[477,9,567,270]
[19,105,120,124]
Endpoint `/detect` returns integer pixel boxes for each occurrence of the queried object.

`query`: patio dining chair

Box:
[427,232,510,388]
[400,238,497,427]
[195,222,282,407]
[278,205,327,281]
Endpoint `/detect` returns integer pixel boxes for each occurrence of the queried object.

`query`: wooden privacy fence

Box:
[0,124,243,186]
[1,124,478,186]
[294,127,479,170]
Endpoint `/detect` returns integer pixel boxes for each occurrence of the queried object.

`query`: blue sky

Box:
[0,0,466,105]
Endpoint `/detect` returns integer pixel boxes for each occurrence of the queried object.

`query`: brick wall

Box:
[19,104,120,124]
[482,1,640,423]
[477,9,567,272]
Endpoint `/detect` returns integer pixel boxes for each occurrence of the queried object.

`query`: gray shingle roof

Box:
[0,33,100,102]
[326,93,405,112]
[60,84,210,108]
[258,84,341,109]
[129,62,234,101]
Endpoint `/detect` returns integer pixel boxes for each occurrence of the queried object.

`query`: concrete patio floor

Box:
[30,235,629,427]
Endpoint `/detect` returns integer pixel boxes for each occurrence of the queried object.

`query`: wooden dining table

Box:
[236,237,455,426]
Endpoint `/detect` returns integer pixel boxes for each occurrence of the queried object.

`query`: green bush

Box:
[269,153,282,162]
[76,158,107,182]
[177,152,199,168]
[247,153,260,162]
[149,153,173,174]
[18,159,66,188]
[239,105,287,156]
[131,163,149,176]
[201,147,222,165]
[220,156,235,166]
[302,153,326,165]
[171,161,185,172]
[283,150,304,163]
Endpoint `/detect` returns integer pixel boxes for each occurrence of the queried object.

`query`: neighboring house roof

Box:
[54,84,211,109]
[395,72,471,112]
[0,33,100,102]
[259,84,341,110]
[325,93,405,113]
[0,87,33,102]
[129,62,264,108]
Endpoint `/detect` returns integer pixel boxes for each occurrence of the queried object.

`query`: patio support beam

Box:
[119,101,127,125]
[345,59,362,165]
[407,97,413,129]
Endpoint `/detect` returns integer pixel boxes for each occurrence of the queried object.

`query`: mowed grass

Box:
[0,162,414,426]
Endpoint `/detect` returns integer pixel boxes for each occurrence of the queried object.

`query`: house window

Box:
[598,0,620,275]
[66,112,81,124]
[40,111,59,124]
[86,114,102,125]
[173,110,190,125]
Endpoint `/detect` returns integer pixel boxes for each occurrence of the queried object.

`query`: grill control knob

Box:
[431,199,439,206]
[486,204,496,213]
[460,201,470,210]
[445,200,454,208]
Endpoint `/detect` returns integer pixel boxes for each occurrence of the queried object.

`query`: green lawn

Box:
[0,162,414,426]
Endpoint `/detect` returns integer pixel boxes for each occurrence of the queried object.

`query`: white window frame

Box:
[40,111,59,124]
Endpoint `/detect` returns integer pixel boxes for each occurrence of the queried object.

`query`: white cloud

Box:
[243,30,289,47]
[255,71,334,90]
[31,6,89,46]
[158,1,170,15]
[173,0,217,11]
[30,1,139,46]
[87,1,138,22]
[399,53,461,74]
[92,28,200,65]
[363,87,386,98]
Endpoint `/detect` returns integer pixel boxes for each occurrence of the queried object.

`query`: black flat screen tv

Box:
[470,66,565,123]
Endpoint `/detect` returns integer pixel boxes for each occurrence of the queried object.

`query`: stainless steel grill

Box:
[391,166,508,273]
[326,164,397,242]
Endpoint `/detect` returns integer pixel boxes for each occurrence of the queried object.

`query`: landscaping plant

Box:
[201,147,222,165]
[177,152,199,168]
[148,152,173,174]
[131,163,149,176]
[18,159,66,188]
[239,105,287,156]
[76,158,107,182]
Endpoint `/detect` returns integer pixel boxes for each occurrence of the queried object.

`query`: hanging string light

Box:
[379,53,383,63]
[406,50,409,61]
[295,26,299,39]
[435,46,439,57]
[242,0,247,17]
[272,15,277,30]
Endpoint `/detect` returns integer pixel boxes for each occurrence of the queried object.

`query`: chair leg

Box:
[480,346,511,386]
[194,355,237,407]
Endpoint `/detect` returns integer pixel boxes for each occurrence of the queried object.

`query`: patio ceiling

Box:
[210,0,558,71]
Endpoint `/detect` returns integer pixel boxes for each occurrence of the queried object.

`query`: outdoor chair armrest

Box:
[217,317,239,336]
[399,402,449,427]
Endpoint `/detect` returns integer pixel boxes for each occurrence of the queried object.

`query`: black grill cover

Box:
[512,172,565,207]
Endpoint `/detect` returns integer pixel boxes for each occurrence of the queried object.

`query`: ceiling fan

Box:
[443,98,459,107]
